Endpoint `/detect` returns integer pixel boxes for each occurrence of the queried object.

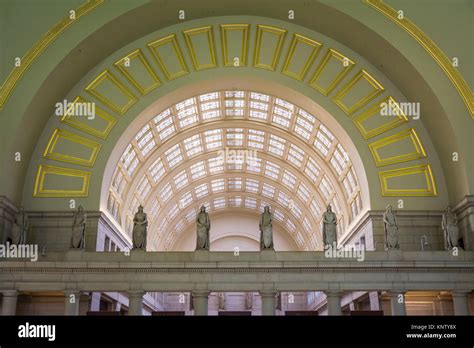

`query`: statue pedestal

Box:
[130,248,147,261]
[387,249,403,261]
[260,249,276,261]
[194,249,210,261]
[65,249,83,261]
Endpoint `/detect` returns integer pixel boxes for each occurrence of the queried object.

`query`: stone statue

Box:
[442,205,459,250]
[71,205,86,249]
[383,205,399,250]
[259,206,274,250]
[245,292,253,310]
[196,205,210,250]
[132,205,148,250]
[218,292,225,310]
[322,205,337,248]
[11,206,28,245]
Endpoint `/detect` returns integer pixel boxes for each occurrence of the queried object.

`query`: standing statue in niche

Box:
[442,205,459,250]
[132,205,148,250]
[196,205,210,250]
[260,206,274,250]
[11,206,28,245]
[71,205,87,249]
[322,205,337,249]
[218,292,225,310]
[383,205,399,250]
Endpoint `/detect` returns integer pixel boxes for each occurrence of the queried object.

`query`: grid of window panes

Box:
[108,90,364,249]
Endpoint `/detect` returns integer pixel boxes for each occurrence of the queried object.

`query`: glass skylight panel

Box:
[176,97,195,110]
[150,199,160,218]
[211,178,225,192]
[297,183,310,201]
[201,101,219,111]
[315,129,331,156]
[249,109,267,120]
[190,161,205,180]
[158,219,168,234]
[174,170,188,190]
[184,134,202,157]
[303,217,311,233]
[273,209,284,222]
[149,158,165,182]
[225,99,244,108]
[262,183,275,198]
[247,129,265,149]
[245,197,257,209]
[225,91,244,98]
[294,124,310,140]
[287,144,304,167]
[208,157,224,173]
[319,176,333,199]
[330,157,343,175]
[225,108,244,117]
[165,144,183,168]
[343,178,352,197]
[153,108,171,123]
[275,98,294,111]
[282,170,296,189]
[178,107,198,127]
[250,101,269,111]
[291,202,302,218]
[250,92,270,102]
[310,199,321,217]
[268,135,285,156]
[185,209,197,222]
[202,110,220,119]
[141,140,156,157]
[204,129,222,150]
[159,183,173,202]
[195,183,208,198]
[156,117,176,140]
[228,178,242,190]
[169,203,179,219]
[331,196,341,215]
[247,157,261,173]
[319,124,334,141]
[227,162,243,171]
[175,220,184,232]
[137,175,151,198]
[112,169,125,195]
[228,196,242,207]
[180,191,192,208]
[226,128,243,146]
[264,161,280,179]
[278,191,291,207]
[136,124,151,141]
[213,197,226,209]
[245,179,259,193]
[199,92,218,101]
[304,157,320,181]
[297,108,316,123]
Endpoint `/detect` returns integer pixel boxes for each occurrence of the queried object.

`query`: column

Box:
[127,291,144,316]
[64,291,81,316]
[260,291,277,316]
[325,291,342,316]
[1,290,18,315]
[390,291,406,315]
[192,291,209,316]
[452,290,471,315]
[369,291,380,311]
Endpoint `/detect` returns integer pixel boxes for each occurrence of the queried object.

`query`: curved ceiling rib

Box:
[106,90,364,250]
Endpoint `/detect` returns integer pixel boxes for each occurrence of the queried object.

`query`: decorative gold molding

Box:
[183,26,217,70]
[60,96,117,139]
[220,24,250,67]
[34,165,91,197]
[309,48,355,96]
[369,128,426,166]
[281,33,322,81]
[332,69,384,116]
[114,49,161,95]
[43,128,102,167]
[0,0,104,111]
[378,164,437,196]
[85,69,137,115]
[147,34,189,80]
[364,0,474,118]
[253,25,287,71]
[353,96,409,139]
